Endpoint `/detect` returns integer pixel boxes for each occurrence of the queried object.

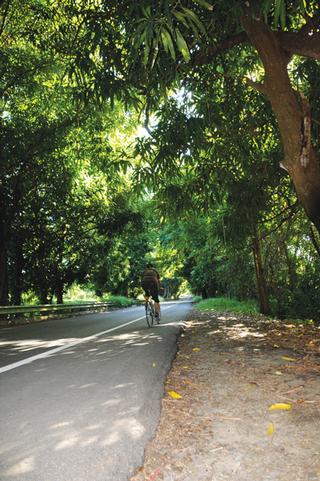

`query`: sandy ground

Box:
[131,309,320,481]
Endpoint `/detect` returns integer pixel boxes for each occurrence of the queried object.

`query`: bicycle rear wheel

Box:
[145,302,154,328]
[155,308,161,324]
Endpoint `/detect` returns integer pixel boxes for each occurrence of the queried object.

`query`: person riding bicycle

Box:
[141,263,161,318]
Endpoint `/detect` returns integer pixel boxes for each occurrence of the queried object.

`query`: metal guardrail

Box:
[0,302,116,324]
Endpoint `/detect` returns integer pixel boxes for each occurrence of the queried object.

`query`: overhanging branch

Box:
[277,31,320,59]
[192,31,248,66]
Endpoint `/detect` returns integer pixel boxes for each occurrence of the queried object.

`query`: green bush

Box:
[64,283,97,302]
[102,295,136,307]
[196,297,258,314]
[192,295,202,303]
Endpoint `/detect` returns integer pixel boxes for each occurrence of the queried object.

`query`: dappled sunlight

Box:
[50,421,73,429]
[0,326,166,371]
[0,308,186,480]
[204,316,268,341]
[101,399,121,407]
[80,435,99,448]
[2,380,152,479]
[102,418,145,447]
[0,337,82,353]
[222,325,265,339]
[55,434,80,451]
[4,456,35,476]
[102,431,120,447]
[206,316,267,343]
[217,316,238,322]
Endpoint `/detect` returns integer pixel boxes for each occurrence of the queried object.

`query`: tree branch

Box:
[277,31,320,59]
[192,31,248,66]
[245,77,266,94]
[309,223,320,258]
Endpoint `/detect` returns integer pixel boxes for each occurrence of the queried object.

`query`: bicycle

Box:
[145,296,161,328]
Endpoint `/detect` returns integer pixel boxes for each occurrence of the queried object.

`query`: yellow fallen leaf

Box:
[268,403,292,411]
[182,365,190,369]
[275,371,283,375]
[193,347,201,352]
[281,356,297,362]
[168,390,182,399]
[152,362,156,368]
[267,422,275,436]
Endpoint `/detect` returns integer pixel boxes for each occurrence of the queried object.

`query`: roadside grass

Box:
[196,297,258,314]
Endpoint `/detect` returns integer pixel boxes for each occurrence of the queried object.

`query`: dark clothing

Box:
[141,268,160,302]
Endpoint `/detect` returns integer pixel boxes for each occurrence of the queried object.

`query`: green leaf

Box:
[161,28,176,60]
[142,6,152,18]
[181,7,206,36]
[175,28,190,62]
[173,10,190,28]
[192,0,214,10]
[273,0,286,29]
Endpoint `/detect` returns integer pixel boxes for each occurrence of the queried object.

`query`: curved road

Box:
[0,300,192,481]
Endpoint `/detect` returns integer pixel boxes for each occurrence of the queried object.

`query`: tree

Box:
[63,0,320,230]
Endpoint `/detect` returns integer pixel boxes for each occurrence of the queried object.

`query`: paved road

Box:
[0,301,192,481]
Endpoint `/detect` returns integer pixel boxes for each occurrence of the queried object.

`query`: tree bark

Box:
[55,282,63,305]
[282,242,297,291]
[252,230,270,315]
[242,15,320,231]
[309,224,320,258]
[39,287,49,305]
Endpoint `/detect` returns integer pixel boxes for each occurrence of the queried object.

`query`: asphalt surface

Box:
[0,301,192,481]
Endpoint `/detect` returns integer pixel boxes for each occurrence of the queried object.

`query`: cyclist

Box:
[141,263,161,318]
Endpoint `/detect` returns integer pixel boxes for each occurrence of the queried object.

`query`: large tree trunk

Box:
[242,15,320,231]
[55,280,64,305]
[39,287,49,305]
[252,230,270,315]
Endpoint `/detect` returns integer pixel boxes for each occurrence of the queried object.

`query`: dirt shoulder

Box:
[131,309,320,481]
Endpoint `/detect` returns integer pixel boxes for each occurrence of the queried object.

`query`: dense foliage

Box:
[0,0,320,321]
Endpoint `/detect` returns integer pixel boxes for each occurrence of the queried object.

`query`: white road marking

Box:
[0,306,175,374]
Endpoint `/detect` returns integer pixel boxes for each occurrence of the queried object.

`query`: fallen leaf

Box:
[193,347,201,352]
[168,390,182,399]
[152,362,156,368]
[281,356,297,362]
[268,403,292,411]
[275,371,283,375]
[267,422,275,436]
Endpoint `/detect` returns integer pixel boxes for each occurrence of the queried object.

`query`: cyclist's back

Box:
[142,267,159,285]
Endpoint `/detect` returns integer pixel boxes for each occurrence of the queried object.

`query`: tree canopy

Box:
[0,0,320,321]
